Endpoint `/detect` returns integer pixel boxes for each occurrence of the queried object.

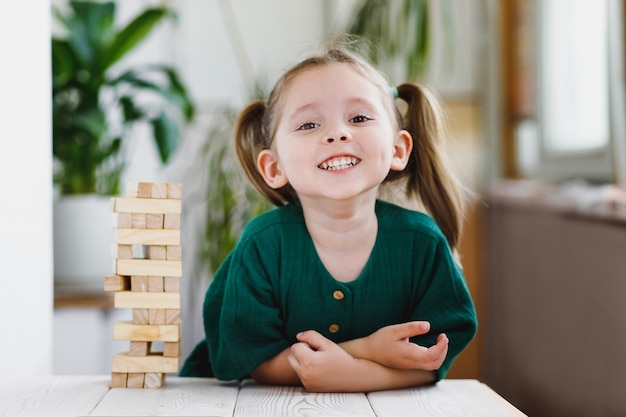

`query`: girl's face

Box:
[257,63,412,206]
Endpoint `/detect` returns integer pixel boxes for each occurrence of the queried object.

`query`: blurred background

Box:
[1,1,625,416]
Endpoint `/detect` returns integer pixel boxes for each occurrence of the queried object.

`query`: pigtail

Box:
[233,100,297,206]
[234,101,282,206]
[392,83,465,250]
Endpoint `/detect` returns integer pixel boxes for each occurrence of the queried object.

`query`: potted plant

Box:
[51,0,194,286]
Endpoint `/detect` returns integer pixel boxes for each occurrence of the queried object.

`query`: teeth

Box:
[320,157,359,170]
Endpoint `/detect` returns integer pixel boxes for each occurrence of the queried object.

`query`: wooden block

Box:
[104,275,130,292]
[115,292,180,309]
[166,245,182,261]
[127,373,145,388]
[125,182,139,197]
[163,342,180,357]
[163,277,180,293]
[132,244,148,259]
[114,321,181,342]
[163,214,181,229]
[112,197,181,214]
[113,229,180,246]
[126,182,153,198]
[131,213,147,229]
[110,372,128,388]
[148,276,164,292]
[116,259,182,277]
[131,276,148,292]
[148,246,167,260]
[112,352,179,373]
[149,308,165,324]
[165,309,180,324]
[133,308,149,324]
[151,183,167,199]
[144,372,165,389]
[111,244,133,260]
[146,213,164,229]
[167,183,182,199]
[112,212,132,228]
[129,341,152,357]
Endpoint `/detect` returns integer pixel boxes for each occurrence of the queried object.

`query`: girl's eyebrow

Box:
[346,97,378,112]
[289,103,317,119]
[288,97,377,121]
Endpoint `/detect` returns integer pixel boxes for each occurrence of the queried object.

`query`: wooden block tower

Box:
[104,182,183,388]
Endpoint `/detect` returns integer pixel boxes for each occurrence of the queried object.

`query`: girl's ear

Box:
[257,149,289,189]
[390,129,413,171]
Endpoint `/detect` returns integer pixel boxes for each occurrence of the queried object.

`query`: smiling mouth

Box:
[318,156,361,170]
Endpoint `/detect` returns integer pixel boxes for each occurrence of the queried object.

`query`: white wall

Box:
[0,1,53,375]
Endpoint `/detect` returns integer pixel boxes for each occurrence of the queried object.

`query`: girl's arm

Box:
[249,324,447,391]
[288,330,440,392]
[249,348,301,386]
[340,321,449,371]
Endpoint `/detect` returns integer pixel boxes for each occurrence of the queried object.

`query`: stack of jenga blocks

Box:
[104,182,183,388]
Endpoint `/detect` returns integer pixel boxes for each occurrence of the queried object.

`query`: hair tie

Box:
[390,87,399,99]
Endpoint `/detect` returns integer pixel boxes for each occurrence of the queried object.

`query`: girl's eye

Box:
[297,122,318,131]
[350,114,371,123]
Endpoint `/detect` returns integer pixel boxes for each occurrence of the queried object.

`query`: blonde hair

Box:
[233,45,466,250]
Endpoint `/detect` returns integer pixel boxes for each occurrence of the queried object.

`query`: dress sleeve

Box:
[409,235,478,381]
[204,236,290,381]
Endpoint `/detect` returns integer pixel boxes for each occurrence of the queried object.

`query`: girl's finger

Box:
[390,321,431,340]
[296,330,330,351]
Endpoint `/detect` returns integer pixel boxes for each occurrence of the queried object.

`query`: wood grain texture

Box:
[0,377,526,416]
[147,213,164,229]
[144,373,165,388]
[104,275,130,292]
[167,183,183,199]
[234,381,376,417]
[89,377,239,416]
[116,259,182,277]
[125,182,153,198]
[112,197,182,214]
[112,352,179,373]
[367,380,526,417]
[114,291,180,309]
[0,376,109,417]
[113,321,180,342]
[113,229,180,245]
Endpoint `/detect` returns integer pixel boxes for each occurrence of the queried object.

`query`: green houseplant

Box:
[347,0,454,83]
[51,0,194,286]
[52,0,194,196]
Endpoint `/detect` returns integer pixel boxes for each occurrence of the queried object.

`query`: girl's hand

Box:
[287,329,440,392]
[287,330,360,392]
[362,321,449,371]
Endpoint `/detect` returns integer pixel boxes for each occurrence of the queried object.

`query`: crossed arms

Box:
[250,321,448,392]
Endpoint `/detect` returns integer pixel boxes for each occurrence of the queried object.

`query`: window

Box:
[517,0,625,182]
[540,0,609,154]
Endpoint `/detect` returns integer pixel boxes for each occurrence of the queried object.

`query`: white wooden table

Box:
[0,376,526,416]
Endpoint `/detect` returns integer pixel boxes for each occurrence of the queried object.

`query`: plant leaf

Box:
[150,113,180,163]
[148,65,195,120]
[111,66,195,121]
[62,1,116,69]
[51,39,77,87]
[119,96,144,122]
[103,8,169,70]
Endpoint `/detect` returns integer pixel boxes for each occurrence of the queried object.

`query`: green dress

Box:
[181,200,477,381]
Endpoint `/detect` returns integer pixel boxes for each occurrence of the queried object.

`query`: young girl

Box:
[181,44,477,392]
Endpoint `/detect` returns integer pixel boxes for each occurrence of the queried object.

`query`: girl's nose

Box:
[325,135,349,143]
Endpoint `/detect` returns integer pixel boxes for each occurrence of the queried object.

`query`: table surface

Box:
[0,376,526,417]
